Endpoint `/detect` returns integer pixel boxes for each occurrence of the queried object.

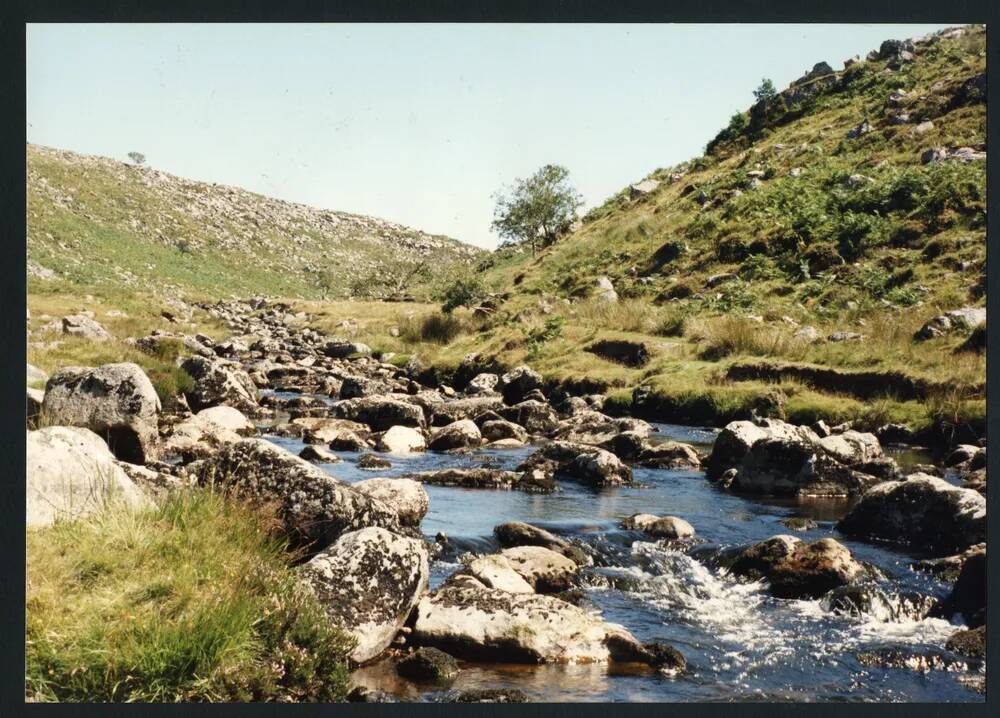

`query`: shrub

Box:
[525,317,565,358]
[26,491,354,702]
[399,312,464,345]
[439,275,488,313]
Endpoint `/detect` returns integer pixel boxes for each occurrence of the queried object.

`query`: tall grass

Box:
[26,490,354,702]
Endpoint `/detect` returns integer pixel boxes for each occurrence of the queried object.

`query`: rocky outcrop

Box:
[353,478,429,527]
[729,536,864,599]
[333,396,426,430]
[299,526,429,663]
[180,355,260,415]
[27,426,150,527]
[42,362,161,464]
[197,438,399,549]
[837,475,986,555]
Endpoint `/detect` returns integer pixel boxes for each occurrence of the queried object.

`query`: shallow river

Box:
[263,414,983,703]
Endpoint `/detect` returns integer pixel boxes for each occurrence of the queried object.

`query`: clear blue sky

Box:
[27,23,947,248]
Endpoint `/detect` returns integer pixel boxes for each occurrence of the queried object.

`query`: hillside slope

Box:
[339,25,985,439]
[27,144,484,300]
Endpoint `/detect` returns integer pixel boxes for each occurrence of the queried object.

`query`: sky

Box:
[27,23,948,248]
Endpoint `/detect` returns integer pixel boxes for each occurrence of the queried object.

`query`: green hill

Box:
[339,25,985,439]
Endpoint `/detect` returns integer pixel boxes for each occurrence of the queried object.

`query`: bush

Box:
[26,491,354,702]
[525,317,565,358]
[439,275,488,313]
[400,312,463,345]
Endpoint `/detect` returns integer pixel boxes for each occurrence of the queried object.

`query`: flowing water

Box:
[263,413,983,703]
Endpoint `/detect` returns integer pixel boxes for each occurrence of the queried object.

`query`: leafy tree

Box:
[344,258,432,300]
[439,273,488,313]
[753,78,777,103]
[127,151,146,166]
[491,164,583,256]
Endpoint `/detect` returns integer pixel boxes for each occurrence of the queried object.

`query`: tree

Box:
[491,164,583,256]
[127,151,146,166]
[753,78,777,103]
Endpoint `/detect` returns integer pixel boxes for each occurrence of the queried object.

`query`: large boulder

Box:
[729,536,864,599]
[497,366,544,405]
[161,412,245,460]
[518,441,633,488]
[333,396,426,430]
[933,547,985,628]
[465,372,499,395]
[61,314,112,340]
[376,425,427,453]
[915,307,986,340]
[299,527,428,663]
[428,419,482,451]
[406,468,555,493]
[42,363,161,464]
[411,583,682,668]
[837,475,986,555]
[197,438,399,549]
[462,555,535,593]
[193,405,256,435]
[481,419,529,444]
[353,478,429,527]
[733,437,880,497]
[498,400,559,435]
[181,355,260,415]
[499,546,579,593]
[27,427,150,527]
[706,419,820,481]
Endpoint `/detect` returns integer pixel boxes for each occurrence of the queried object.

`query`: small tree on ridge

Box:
[491,164,583,257]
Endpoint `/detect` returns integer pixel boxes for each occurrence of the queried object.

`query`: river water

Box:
[263,413,984,703]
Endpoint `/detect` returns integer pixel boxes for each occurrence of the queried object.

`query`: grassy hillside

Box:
[27,144,484,301]
[309,25,985,437]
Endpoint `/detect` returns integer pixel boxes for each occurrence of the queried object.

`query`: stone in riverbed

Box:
[375,425,426,453]
[299,444,341,463]
[353,478,429,527]
[42,362,161,464]
[357,453,391,470]
[406,468,555,494]
[447,688,530,703]
[621,513,695,539]
[196,438,399,550]
[299,526,428,664]
[945,626,985,659]
[729,536,864,599]
[498,400,559,434]
[517,441,633,488]
[427,419,482,451]
[333,395,426,430]
[705,419,820,481]
[181,355,260,416]
[493,521,589,565]
[396,647,459,684]
[837,475,985,555]
[462,554,535,593]
[480,419,529,444]
[932,547,985,627]
[497,365,544,405]
[499,546,579,593]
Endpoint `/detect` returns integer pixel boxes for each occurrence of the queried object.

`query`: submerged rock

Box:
[396,647,459,684]
[299,526,428,664]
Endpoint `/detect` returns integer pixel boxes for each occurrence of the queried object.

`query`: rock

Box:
[594,276,618,302]
[730,536,863,599]
[463,554,535,593]
[915,307,986,340]
[466,372,499,395]
[161,412,244,460]
[781,517,818,531]
[26,387,44,429]
[837,475,985,555]
[376,425,427,453]
[26,363,48,387]
[333,396,426,430]
[396,647,459,684]
[346,686,397,703]
[497,365,544,405]
[635,441,701,469]
[61,314,112,340]
[499,546,579,593]
[913,120,935,134]
[197,438,399,549]
[585,339,649,368]
[357,453,391,470]
[957,323,986,353]
[299,444,341,463]
[518,441,633,488]
[27,427,151,528]
[480,419,529,444]
[628,179,660,198]
[323,339,372,358]
[498,400,559,435]
[353,478,429,527]
[493,521,588,565]
[299,418,370,445]
[827,331,865,342]
[946,626,985,659]
[181,355,260,415]
[706,273,737,288]
[817,430,883,464]
[921,146,986,164]
[845,119,872,139]
[945,444,981,468]
[428,419,482,451]
[299,527,428,663]
[194,405,256,435]
[794,325,819,342]
[705,419,819,481]
[42,363,161,464]
[406,468,555,494]
[934,547,985,627]
[622,514,695,540]
[411,583,669,665]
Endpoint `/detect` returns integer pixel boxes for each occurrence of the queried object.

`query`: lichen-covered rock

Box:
[734,437,880,497]
[353,478,429,527]
[61,314,112,340]
[192,405,256,435]
[730,536,863,599]
[298,444,341,463]
[428,419,482,451]
[465,372,500,395]
[197,438,399,549]
[915,307,986,340]
[480,419,529,444]
[181,355,260,416]
[299,527,428,663]
[396,647,459,684]
[411,583,677,666]
[621,513,695,539]
[706,419,820,481]
[333,395,426,430]
[837,475,986,555]
[162,410,245,460]
[42,362,161,464]
[27,426,151,527]
[497,400,559,435]
[463,554,535,593]
[375,425,426,453]
[499,546,579,593]
[945,625,985,659]
[634,441,702,469]
[406,468,555,494]
[518,441,633,488]
[497,365,544,405]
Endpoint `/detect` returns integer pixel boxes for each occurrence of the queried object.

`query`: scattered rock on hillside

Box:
[594,276,619,303]
[915,307,986,339]
[299,526,429,663]
[42,362,161,464]
[61,314,112,340]
[27,426,150,527]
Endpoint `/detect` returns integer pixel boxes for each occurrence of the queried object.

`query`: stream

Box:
[262,409,983,702]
